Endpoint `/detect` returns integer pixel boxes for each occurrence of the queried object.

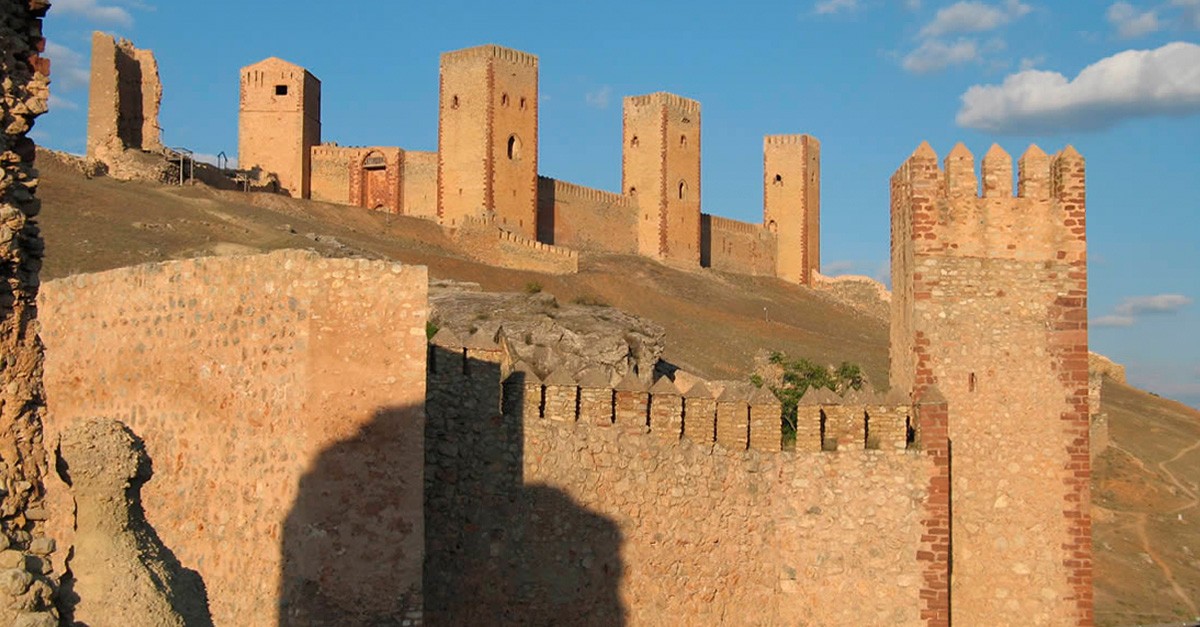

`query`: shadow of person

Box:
[278,406,424,625]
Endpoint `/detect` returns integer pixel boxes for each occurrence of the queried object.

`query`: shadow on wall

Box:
[278,406,424,625]
[536,176,556,245]
[423,348,626,625]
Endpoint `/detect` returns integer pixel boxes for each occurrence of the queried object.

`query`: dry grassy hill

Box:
[35,151,1200,625]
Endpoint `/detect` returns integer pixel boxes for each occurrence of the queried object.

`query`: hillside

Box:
[35,151,1200,625]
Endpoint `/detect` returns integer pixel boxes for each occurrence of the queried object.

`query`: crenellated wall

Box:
[536,176,638,253]
[424,334,951,626]
[890,142,1092,625]
[453,216,579,274]
[700,213,777,276]
[39,251,429,627]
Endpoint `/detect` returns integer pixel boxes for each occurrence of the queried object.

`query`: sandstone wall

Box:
[39,251,428,627]
[425,340,949,626]
[309,143,353,205]
[402,151,438,219]
[700,213,776,275]
[0,1,61,623]
[86,31,162,160]
[536,176,638,254]
[890,143,1091,625]
[453,217,578,275]
[239,58,320,198]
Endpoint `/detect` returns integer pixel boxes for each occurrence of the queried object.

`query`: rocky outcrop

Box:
[430,281,664,382]
[57,419,213,626]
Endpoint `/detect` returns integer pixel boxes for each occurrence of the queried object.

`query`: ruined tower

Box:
[238,57,321,198]
[437,45,539,238]
[763,134,820,284]
[86,31,162,160]
[622,93,701,266]
[890,142,1092,624]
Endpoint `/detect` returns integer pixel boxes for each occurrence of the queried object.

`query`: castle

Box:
[237,44,821,283]
[18,27,1097,627]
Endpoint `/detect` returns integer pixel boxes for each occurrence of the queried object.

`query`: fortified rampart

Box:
[235,43,821,282]
[86,31,161,160]
[424,332,952,625]
[453,216,579,274]
[38,251,428,627]
[890,142,1092,625]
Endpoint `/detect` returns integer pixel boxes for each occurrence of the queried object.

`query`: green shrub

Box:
[425,320,439,340]
[524,281,543,294]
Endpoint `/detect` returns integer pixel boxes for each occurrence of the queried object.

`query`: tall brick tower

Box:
[437,45,539,238]
[238,57,321,198]
[763,134,820,284]
[890,142,1092,625]
[622,93,701,266]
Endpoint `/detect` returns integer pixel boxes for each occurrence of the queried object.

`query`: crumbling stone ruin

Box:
[0,1,61,624]
[85,32,174,182]
[239,44,822,283]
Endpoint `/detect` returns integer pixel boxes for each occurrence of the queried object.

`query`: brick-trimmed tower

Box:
[622,92,701,266]
[437,44,539,238]
[890,142,1092,625]
[763,134,820,284]
[238,57,321,198]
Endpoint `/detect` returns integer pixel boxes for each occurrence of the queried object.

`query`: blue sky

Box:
[36,0,1200,407]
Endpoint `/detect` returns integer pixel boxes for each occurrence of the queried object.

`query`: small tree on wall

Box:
[751,351,864,444]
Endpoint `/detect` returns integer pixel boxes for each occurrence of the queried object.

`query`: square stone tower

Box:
[238,57,321,198]
[437,45,539,238]
[622,93,701,266]
[891,142,1092,625]
[763,134,820,284]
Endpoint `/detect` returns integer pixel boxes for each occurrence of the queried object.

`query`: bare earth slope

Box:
[36,151,1200,625]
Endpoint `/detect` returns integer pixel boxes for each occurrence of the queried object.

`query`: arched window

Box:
[501,93,510,107]
[507,135,521,160]
[630,135,639,148]
[680,134,688,147]
[628,186,637,196]
[773,173,783,186]
[678,180,687,200]
[767,220,778,234]
[451,95,460,109]
[519,97,527,110]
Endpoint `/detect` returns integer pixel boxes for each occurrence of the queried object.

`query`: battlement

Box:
[704,213,769,237]
[890,142,1086,262]
[440,44,539,68]
[624,92,701,114]
[763,134,818,147]
[539,176,636,209]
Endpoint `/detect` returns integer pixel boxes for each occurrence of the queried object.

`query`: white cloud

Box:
[815,0,859,14]
[1107,2,1161,38]
[585,85,612,109]
[956,41,1200,133]
[903,38,982,72]
[823,260,858,275]
[1018,55,1045,70]
[52,0,134,26]
[919,0,1030,38]
[44,41,90,91]
[905,0,923,10]
[1093,294,1192,327]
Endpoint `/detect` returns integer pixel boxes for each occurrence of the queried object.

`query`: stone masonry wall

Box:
[454,216,578,274]
[701,213,776,275]
[402,151,438,219]
[39,251,428,627]
[0,2,62,623]
[425,339,949,626]
[536,176,638,254]
[86,31,162,160]
[891,143,1092,625]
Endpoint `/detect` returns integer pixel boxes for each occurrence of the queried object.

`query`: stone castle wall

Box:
[890,143,1092,625]
[536,176,638,254]
[701,213,777,276]
[239,58,320,198]
[424,337,951,626]
[453,216,578,275]
[39,251,428,627]
[86,31,162,160]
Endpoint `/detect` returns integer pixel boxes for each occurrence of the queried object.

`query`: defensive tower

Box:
[238,57,321,198]
[622,93,701,266]
[86,31,162,159]
[890,142,1092,625]
[437,44,539,238]
[763,134,820,284]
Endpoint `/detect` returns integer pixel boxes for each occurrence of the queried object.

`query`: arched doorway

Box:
[361,151,390,212]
